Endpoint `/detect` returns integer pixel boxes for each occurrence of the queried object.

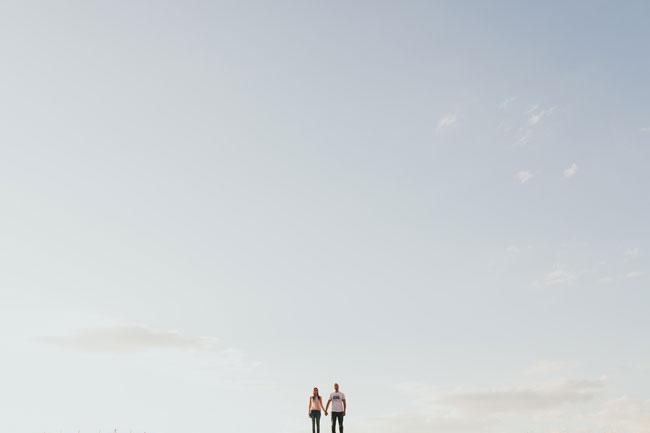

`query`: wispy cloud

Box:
[436,112,458,133]
[526,105,557,127]
[640,127,650,133]
[506,245,521,254]
[514,170,534,184]
[543,268,577,285]
[523,360,575,376]
[506,103,558,146]
[499,96,518,110]
[626,271,645,279]
[515,129,531,146]
[361,376,608,433]
[624,247,640,260]
[439,379,604,413]
[595,395,650,432]
[563,162,579,178]
[37,325,220,353]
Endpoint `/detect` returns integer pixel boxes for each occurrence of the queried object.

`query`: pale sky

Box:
[1,1,649,433]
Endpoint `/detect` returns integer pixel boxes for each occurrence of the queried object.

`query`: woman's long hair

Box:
[312,387,321,400]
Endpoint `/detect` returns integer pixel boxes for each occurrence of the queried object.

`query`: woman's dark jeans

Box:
[310,410,321,433]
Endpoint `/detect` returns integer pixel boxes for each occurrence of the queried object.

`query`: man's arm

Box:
[343,397,347,414]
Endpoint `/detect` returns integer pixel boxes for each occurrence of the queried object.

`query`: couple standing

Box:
[308,383,346,433]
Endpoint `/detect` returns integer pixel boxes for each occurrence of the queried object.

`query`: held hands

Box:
[324,411,328,416]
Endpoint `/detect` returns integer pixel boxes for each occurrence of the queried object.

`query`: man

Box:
[325,383,346,433]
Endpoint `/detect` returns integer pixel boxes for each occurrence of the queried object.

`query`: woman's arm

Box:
[325,398,331,414]
[308,397,312,414]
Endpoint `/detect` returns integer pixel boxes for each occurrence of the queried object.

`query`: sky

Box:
[1,1,649,432]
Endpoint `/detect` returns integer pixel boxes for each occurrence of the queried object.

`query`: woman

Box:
[308,387,327,433]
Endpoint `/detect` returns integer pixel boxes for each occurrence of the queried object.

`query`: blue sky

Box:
[1,1,649,432]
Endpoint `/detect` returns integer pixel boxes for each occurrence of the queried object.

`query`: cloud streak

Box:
[438,379,604,413]
[526,105,557,127]
[499,96,518,110]
[514,170,533,184]
[38,325,220,353]
[625,247,640,260]
[361,377,607,433]
[505,103,558,146]
[626,271,644,279]
[437,112,458,133]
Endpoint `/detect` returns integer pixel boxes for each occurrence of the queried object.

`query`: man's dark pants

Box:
[331,411,344,433]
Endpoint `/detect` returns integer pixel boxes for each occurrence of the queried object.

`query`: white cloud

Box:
[625,247,640,260]
[517,129,533,146]
[526,105,557,127]
[360,377,609,433]
[626,271,644,279]
[523,361,574,376]
[510,104,558,146]
[439,379,604,413]
[640,127,650,133]
[594,396,650,432]
[499,96,518,110]
[544,269,577,285]
[506,245,520,254]
[437,112,458,132]
[37,324,220,353]
[514,170,534,184]
[349,370,650,433]
[563,162,579,178]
